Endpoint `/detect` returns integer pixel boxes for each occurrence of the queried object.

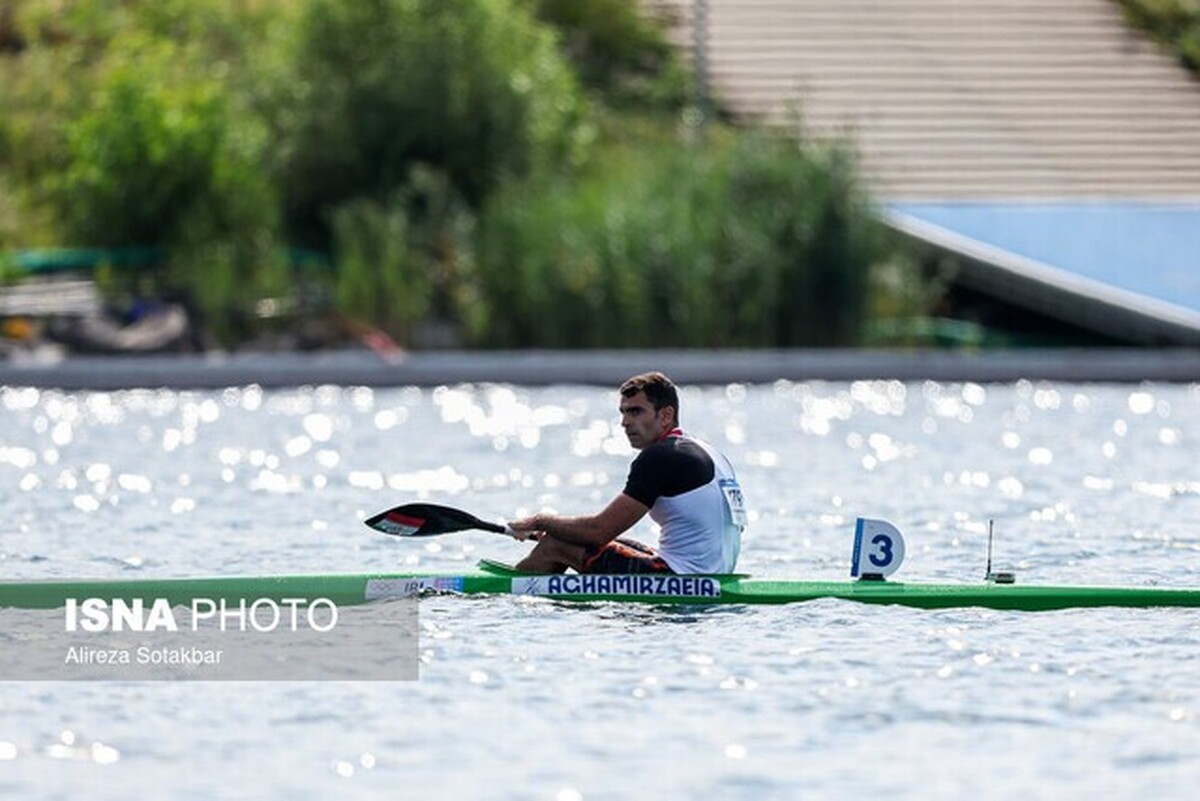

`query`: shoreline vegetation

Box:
[1,2,1196,356]
[0,0,911,353]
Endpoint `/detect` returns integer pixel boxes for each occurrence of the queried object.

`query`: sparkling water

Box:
[1,379,1198,799]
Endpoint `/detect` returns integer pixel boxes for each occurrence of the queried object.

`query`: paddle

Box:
[364,503,521,539]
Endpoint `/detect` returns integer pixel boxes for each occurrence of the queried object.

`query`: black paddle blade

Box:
[364,503,506,537]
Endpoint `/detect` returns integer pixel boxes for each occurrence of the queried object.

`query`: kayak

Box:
[2,560,1198,612]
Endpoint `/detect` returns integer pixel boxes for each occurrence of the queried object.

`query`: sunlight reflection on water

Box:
[1,380,1198,799]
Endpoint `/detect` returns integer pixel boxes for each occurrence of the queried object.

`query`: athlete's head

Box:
[619,372,679,448]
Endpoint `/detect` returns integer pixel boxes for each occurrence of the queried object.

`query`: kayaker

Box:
[509,372,746,575]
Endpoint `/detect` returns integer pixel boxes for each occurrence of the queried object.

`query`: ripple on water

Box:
[2,382,1199,799]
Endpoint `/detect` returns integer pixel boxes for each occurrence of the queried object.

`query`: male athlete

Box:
[510,372,746,574]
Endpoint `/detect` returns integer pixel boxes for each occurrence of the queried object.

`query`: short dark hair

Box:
[620,372,679,417]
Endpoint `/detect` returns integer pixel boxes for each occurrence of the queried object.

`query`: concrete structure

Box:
[647,0,1200,344]
[2,348,1198,389]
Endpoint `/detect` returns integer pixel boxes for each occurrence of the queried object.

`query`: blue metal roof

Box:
[887,202,1200,312]
[884,201,1200,343]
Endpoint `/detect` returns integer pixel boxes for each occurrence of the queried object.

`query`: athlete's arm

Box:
[509,493,648,547]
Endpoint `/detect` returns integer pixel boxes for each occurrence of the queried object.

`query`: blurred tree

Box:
[0,1,287,341]
[525,0,691,109]
[1118,0,1200,73]
[275,0,592,248]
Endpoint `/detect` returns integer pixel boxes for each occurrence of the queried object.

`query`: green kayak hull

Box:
[2,561,1198,611]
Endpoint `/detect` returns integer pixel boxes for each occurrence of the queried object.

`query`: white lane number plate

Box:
[850,517,906,578]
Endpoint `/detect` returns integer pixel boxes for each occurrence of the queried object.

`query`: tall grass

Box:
[471,128,881,348]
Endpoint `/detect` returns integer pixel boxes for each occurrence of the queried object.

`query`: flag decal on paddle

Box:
[850,518,906,580]
[375,512,427,537]
[364,503,516,538]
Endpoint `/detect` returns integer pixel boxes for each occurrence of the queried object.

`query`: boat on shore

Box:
[3,559,1199,612]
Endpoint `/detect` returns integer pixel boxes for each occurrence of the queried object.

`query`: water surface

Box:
[1,379,1198,799]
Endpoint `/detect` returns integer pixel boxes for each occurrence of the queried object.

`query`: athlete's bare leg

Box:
[515,536,588,573]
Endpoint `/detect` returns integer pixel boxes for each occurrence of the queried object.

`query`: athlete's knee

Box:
[538,536,587,568]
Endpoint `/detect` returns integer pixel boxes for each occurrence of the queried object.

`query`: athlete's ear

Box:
[660,404,678,428]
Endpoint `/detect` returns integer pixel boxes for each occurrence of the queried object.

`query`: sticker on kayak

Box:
[850,517,906,578]
[365,577,465,600]
[512,574,722,599]
[374,513,426,537]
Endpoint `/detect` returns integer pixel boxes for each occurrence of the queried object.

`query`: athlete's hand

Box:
[508,516,545,542]
[510,529,544,542]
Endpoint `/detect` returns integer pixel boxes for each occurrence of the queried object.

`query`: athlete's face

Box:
[619,391,674,450]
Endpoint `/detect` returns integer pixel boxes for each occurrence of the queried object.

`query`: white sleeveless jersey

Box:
[625,434,745,574]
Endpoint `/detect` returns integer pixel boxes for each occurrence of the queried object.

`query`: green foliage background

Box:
[0,0,887,348]
[475,130,878,347]
[1118,0,1200,73]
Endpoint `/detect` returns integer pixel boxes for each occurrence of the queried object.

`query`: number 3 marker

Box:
[850,517,906,579]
